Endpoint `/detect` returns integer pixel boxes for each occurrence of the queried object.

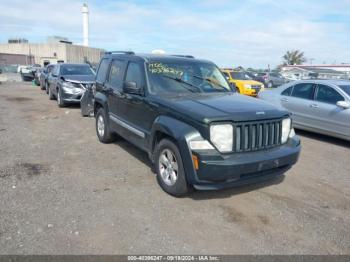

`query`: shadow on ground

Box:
[296,129,350,148]
[112,135,286,199]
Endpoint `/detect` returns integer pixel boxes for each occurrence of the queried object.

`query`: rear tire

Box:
[95,107,115,143]
[155,139,190,197]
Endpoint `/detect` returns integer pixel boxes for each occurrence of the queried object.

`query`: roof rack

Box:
[171,55,195,59]
[104,51,135,55]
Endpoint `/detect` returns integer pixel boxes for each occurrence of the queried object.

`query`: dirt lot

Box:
[0,82,349,255]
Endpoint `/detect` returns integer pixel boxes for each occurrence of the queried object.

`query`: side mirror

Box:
[123,81,141,95]
[336,101,350,109]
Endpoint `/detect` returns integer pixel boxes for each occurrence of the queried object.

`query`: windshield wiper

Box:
[192,75,228,91]
[160,75,201,93]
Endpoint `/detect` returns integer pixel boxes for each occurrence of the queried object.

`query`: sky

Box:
[0,0,350,68]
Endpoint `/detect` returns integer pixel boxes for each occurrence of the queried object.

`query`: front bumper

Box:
[61,88,85,103]
[242,87,264,97]
[187,137,300,190]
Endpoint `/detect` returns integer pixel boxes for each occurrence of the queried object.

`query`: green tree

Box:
[282,50,307,65]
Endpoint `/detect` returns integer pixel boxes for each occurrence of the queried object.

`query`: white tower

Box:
[82,3,89,47]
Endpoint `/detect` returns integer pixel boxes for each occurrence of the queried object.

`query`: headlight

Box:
[62,82,75,89]
[281,118,291,143]
[244,84,252,89]
[210,124,233,153]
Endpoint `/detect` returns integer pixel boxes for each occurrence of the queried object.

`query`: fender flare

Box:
[150,115,202,185]
[94,92,109,114]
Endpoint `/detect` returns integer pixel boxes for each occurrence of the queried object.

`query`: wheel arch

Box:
[149,115,201,185]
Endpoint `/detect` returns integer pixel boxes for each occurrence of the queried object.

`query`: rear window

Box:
[96,59,110,83]
[339,85,350,96]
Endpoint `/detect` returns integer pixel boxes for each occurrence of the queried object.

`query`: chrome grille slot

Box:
[234,119,282,152]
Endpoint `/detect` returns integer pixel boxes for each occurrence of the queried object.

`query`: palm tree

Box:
[282,50,307,65]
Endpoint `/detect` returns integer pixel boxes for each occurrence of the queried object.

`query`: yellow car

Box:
[221,69,264,96]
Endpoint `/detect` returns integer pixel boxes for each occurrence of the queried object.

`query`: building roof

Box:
[284,66,345,75]
[283,64,350,68]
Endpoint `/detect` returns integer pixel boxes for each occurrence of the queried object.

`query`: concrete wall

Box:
[65,44,103,64]
[0,53,34,65]
[0,43,103,66]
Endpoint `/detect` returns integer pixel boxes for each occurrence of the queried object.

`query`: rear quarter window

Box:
[96,59,110,83]
[281,86,293,96]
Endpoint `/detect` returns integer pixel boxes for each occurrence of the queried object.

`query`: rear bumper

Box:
[188,137,300,190]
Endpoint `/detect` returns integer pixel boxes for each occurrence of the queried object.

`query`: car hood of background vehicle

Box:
[61,75,95,83]
[159,93,288,123]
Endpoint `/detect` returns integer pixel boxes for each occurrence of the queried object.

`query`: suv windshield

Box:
[60,65,95,76]
[147,61,230,94]
[230,72,252,80]
[339,85,350,96]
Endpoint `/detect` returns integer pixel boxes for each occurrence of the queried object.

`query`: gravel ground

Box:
[0,82,349,255]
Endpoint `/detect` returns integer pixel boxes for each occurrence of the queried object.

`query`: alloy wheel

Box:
[158,148,178,186]
[97,115,105,138]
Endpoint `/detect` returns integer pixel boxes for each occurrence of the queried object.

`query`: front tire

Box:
[45,82,49,94]
[95,107,115,143]
[48,85,54,100]
[155,139,190,197]
[57,88,65,107]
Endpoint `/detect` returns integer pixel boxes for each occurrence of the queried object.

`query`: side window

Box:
[96,59,110,83]
[291,83,315,100]
[52,65,59,76]
[316,84,344,104]
[108,60,125,89]
[281,86,293,96]
[125,62,144,89]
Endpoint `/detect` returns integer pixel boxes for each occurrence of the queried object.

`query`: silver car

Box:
[258,80,350,141]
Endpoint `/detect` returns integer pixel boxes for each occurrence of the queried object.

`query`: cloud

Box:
[0,0,349,68]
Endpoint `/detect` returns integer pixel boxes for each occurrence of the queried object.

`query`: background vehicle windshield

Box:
[339,85,350,96]
[230,72,252,80]
[147,61,231,94]
[60,65,95,75]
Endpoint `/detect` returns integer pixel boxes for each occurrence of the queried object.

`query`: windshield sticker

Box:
[149,63,183,77]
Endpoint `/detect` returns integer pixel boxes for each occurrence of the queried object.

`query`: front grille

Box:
[234,119,282,152]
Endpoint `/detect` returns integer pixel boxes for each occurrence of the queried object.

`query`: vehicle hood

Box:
[232,79,264,86]
[157,93,288,123]
[61,74,95,83]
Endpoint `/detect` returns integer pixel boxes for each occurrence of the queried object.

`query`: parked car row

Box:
[36,51,301,197]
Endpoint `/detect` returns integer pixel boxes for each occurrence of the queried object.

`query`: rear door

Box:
[284,82,316,128]
[312,84,350,136]
[104,59,127,132]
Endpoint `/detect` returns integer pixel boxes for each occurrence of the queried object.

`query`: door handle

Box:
[281,98,288,102]
[310,104,319,108]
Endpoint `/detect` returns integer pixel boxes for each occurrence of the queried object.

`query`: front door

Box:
[117,61,155,150]
[311,84,350,136]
